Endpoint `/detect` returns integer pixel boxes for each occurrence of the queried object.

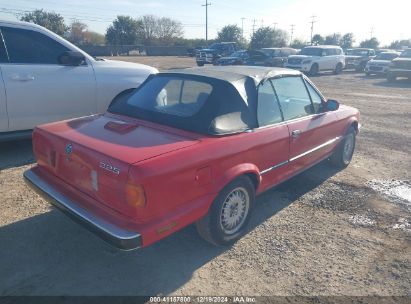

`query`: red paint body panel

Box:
[31,103,360,247]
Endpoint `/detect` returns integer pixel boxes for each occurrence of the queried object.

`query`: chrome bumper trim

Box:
[24,169,141,250]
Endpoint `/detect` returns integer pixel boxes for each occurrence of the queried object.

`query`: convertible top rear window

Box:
[126,76,213,117]
[109,74,258,135]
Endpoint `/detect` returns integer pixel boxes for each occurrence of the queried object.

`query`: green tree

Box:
[291,39,307,49]
[20,9,67,36]
[311,34,324,45]
[250,27,288,49]
[217,25,242,43]
[360,37,379,49]
[106,16,142,45]
[389,39,410,49]
[340,33,355,49]
[324,33,342,45]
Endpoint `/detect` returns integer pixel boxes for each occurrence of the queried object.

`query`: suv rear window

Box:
[300,47,322,56]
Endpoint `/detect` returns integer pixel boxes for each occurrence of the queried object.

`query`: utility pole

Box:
[370,27,374,38]
[272,22,277,31]
[252,19,257,36]
[260,19,264,28]
[310,15,316,45]
[290,24,295,46]
[241,17,246,41]
[202,0,211,41]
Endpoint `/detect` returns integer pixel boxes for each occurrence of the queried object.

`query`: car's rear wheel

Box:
[330,127,356,168]
[196,176,255,246]
[309,63,319,76]
[197,62,204,67]
[334,63,343,75]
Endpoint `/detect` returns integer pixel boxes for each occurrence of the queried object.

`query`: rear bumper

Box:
[24,168,142,250]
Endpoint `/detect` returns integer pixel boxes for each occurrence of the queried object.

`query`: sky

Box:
[0,0,410,46]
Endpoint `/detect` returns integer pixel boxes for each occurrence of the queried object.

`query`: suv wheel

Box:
[334,63,343,75]
[387,73,396,82]
[197,62,204,67]
[309,63,319,76]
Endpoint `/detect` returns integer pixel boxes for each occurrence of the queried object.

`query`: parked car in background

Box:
[24,66,360,250]
[196,42,238,66]
[258,47,298,67]
[345,48,376,72]
[365,52,400,76]
[387,48,411,82]
[215,50,249,66]
[0,20,157,142]
[285,45,345,75]
[375,49,396,56]
[244,50,272,66]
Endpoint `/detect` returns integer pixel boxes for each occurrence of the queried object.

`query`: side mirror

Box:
[325,99,340,111]
[58,51,85,66]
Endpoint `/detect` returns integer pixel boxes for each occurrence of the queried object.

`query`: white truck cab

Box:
[285,45,345,75]
[0,20,157,141]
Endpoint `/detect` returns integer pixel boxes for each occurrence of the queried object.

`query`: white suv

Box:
[0,20,157,141]
[285,45,345,75]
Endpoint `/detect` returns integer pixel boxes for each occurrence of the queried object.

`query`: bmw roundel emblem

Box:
[65,143,73,155]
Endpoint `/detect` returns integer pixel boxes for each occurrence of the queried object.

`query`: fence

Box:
[78,45,189,57]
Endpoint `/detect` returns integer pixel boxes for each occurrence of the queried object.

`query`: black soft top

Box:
[109,66,302,135]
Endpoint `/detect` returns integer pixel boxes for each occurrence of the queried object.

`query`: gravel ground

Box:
[0,56,410,297]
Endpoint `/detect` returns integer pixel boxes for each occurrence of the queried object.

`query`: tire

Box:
[334,63,343,75]
[108,88,135,108]
[365,72,371,77]
[309,63,319,76]
[330,127,356,168]
[196,176,255,246]
[197,62,204,67]
[355,62,366,72]
[387,74,396,82]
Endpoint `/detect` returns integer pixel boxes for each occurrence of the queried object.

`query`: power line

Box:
[202,0,211,41]
[310,15,316,45]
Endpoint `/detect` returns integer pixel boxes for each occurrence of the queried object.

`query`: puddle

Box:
[366,179,411,206]
[348,215,375,227]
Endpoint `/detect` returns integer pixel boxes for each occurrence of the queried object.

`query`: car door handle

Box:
[11,74,35,81]
[292,130,302,137]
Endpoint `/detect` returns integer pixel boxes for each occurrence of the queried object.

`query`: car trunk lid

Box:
[33,114,199,218]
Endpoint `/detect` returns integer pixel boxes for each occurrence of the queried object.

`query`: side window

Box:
[325,49,335,56]
[272,76,313,121]
[1,27,69,64]
[257,80,283,126]
[305,80,324,113]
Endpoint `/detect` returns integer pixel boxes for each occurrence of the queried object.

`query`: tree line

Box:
[18,9,411,50]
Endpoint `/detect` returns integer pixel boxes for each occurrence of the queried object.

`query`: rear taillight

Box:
[125,183,146,208]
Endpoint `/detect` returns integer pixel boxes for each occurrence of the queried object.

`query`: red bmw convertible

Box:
[24,66,360,250]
